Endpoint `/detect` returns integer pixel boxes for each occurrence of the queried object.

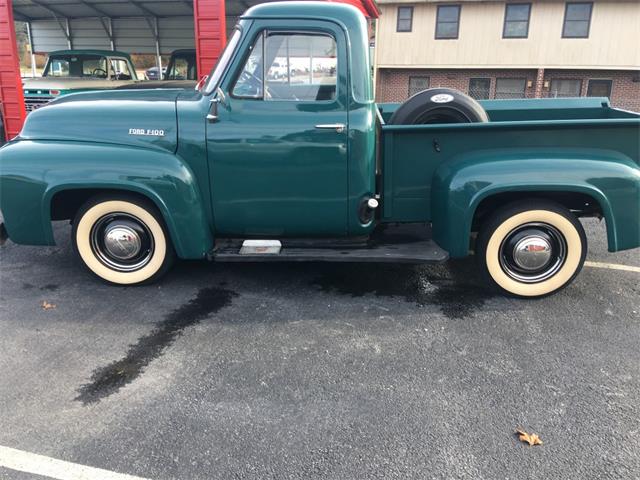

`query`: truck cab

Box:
[1,2,639,297]
[202,3,375,238]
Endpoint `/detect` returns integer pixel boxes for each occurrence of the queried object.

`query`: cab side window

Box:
[168,58,189,80]
[110,58,133,80]
[82,57,107,77]
[232,31,337,102]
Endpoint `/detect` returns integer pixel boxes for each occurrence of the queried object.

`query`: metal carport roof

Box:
[12,0,378,54]
[12,0,194,20]
[13,0,196,57]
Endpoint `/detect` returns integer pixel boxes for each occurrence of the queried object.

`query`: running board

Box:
[212,224,449,264]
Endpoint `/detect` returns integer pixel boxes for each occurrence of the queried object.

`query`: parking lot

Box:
[0,217,638,479]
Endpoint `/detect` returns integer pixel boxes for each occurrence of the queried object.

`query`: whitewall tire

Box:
[477,200,587,298]
[72,195,175,285]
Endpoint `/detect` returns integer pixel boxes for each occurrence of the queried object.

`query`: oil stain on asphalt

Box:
[312,261,495,319]
[22,283,59,291]
[76,286,237,405]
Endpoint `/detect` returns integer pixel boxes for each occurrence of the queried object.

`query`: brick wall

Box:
[376,68,539,102]
[376,68,640,112]
[542,70,640,112]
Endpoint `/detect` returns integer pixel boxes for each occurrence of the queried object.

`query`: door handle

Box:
[315,123,346,133]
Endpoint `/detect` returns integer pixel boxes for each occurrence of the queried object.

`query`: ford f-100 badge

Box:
[128,128,165,137]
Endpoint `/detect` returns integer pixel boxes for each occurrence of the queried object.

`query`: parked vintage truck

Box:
[22,49,138,112]
[122,49,198,90]
[1,2,639,297]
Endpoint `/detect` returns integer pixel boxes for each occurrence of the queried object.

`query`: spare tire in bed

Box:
[388,88,489,125]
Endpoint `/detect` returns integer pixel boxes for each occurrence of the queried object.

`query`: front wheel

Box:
[72,195,175,285]
[476,200,587,298]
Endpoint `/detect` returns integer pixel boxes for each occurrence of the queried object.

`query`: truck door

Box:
[206,22,349,237]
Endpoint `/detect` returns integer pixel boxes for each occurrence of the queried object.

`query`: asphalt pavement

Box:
[0,218,638,479]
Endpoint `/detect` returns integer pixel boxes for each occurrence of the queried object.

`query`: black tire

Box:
[72,194,175,285]
[476,199,587,298]
[388,88,489,125]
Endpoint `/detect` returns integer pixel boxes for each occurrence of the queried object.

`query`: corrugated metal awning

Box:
[13,0,196,55]
[12,0,194,21]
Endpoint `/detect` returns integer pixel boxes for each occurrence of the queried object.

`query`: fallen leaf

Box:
[41,301,56,310]
[516,429,543,446]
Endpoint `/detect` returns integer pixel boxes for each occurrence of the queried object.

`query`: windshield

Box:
[43,55,109,78]
[204,29,241,94]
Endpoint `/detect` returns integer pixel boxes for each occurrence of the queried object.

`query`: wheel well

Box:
[471,191,604,234]
[50,188,161,222]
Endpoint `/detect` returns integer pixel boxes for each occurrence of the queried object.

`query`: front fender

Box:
[0,140,213,259]
[432,150,640,257]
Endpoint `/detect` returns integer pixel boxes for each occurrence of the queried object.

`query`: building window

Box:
[469,78,491,100]
[435,5,461,39]
[587,79,613,98]
[495,78,526,98]
[549,79,582,97]
[408,76,430,96]
[563,2,593,38]
[397,6,413,32]
[503,3,531,38]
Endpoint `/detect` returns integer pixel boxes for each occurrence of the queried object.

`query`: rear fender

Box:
[0,140,213,259]
[431,152,640,257]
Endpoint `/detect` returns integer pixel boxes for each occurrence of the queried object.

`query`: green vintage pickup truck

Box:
[1,2,639,297]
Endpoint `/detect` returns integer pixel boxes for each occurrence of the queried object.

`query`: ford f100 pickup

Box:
[1,2,639,297]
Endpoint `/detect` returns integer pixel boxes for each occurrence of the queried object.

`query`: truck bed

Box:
[376,97,640,256]
[377,97,640,221]
[377,97,640,123]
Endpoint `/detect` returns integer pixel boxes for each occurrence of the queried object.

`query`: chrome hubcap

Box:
[499,223,566,283]
[512,235,553,271]
[103,226,142,260]
[90,213,154,272]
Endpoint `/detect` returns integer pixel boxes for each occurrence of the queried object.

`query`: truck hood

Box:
[23,76,137,91]
[19,89,180,153]
[117,80,198,90]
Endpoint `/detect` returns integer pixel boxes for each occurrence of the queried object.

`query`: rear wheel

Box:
[476,200,587,297]
[72,195,175,285]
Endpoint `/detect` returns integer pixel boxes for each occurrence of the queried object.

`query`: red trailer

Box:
[0,0,26,141]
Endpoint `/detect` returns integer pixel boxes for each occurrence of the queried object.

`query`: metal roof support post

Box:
[98,17,115,50]
[155,17,162,74]
[29,0,74,49]
[65,18,72,49]
[145,16,162,76]
[108,18,114,50]
[26,21,36,77]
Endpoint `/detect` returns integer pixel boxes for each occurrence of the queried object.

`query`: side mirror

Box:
[207,87,227,123]
[206,98,220,123]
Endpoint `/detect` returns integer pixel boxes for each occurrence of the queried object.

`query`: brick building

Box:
[374,0,640,112]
